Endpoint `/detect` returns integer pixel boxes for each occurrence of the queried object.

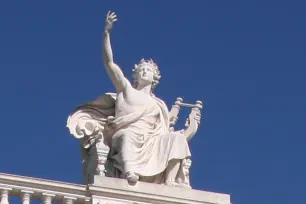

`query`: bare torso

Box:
[115,82,157,117]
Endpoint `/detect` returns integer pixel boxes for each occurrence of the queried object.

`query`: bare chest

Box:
[115,89,156,116]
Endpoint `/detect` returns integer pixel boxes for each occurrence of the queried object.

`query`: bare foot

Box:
[165,179,178,187]
[126,171,139,183]
[177,182,192,189]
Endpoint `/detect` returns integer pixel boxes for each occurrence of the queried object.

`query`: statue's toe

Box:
[126,171,139,183]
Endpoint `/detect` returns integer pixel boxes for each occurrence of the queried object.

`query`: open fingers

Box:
[109,12,116,18]
[109,15,117,21]
[110,14,117,18]
[107,11,116,19]
[107,11,118,23]
[107,18,117,25]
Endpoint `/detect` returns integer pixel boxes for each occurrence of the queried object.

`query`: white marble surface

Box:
[90,176,231,204]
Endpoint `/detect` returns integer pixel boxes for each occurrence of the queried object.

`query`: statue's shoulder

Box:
[152,95,169,112]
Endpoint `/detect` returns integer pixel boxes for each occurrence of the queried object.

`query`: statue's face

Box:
[135,64,154,86]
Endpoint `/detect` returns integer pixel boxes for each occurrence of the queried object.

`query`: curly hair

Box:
[132,59,161,91]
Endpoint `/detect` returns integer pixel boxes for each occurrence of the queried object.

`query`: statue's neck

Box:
[136,84,152,95]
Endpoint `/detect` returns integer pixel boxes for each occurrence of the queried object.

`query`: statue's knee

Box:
[119,131,133,145]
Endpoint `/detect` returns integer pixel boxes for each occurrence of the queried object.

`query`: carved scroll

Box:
[67,107,110,184]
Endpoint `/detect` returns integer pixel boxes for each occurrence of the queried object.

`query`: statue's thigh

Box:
[112,129,137,150]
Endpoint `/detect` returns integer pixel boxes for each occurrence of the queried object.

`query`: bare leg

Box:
[165,159,180,186]
[119,131,140,183]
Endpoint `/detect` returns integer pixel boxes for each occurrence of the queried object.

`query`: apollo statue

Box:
[67,11,203,188]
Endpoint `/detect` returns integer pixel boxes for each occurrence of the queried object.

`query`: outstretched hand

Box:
[105,11,117,33]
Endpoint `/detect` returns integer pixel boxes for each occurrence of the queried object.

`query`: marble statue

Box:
[67,11,202,188]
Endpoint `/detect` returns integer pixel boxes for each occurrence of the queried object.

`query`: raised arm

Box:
[103,11,127,92]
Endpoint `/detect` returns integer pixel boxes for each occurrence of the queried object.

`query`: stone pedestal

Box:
[89,176,230,204]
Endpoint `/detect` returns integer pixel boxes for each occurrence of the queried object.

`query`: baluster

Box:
[63,196,77,204]
[42,193,55,204]
[0,188,11,204]
[21,190,34,204]
[84,198,91,204]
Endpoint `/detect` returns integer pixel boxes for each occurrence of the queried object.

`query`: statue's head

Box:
[132,59,161,91]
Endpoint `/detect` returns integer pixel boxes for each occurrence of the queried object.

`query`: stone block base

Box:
[89,176,230,204]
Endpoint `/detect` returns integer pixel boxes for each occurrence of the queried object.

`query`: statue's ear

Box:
[134,64,138,70]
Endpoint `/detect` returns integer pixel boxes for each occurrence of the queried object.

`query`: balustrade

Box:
[0,173,89,204]
[0,172,230,204]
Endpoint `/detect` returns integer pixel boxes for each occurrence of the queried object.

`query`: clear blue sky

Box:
[0,1,305,203]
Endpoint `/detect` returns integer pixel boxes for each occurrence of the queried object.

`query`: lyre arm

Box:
[183,101,203,141]
[169,98,183,127]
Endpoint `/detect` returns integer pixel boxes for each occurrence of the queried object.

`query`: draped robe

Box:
[75,93,191,183]
[105,95,191,182]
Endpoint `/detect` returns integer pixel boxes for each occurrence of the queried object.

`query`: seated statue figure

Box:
[67,11,202,188]
[102,12,191,186]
